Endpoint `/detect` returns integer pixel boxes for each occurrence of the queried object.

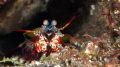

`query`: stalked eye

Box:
[51,20,57,26]
[43,20,49,25]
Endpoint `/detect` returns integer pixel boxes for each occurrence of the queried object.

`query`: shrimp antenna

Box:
[60,11,80,30]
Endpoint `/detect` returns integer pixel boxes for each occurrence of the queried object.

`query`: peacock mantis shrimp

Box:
[6,12,79,61]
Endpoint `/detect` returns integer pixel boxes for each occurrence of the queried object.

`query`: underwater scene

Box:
[0,0,120,67]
